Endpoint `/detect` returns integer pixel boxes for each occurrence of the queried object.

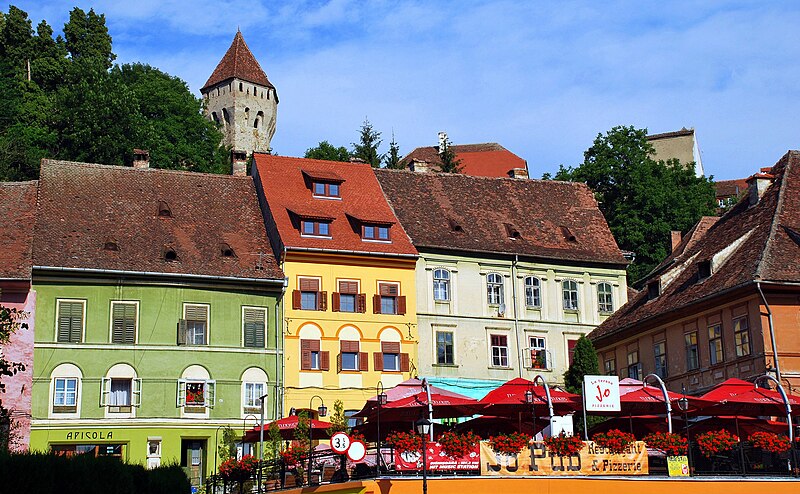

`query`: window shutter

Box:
[292,290,302,310]
[339,281,358,294]
[336,353,342,373]
[567,339,578,365]
[331,292,340,312]
[132,378,142,407]
[299,278,320,291]
[373,294,381,314]
[177,320,187,345]
[359,352,369,371]
[356,294,367,313]
[58,302,83,343]
[123,304,136,343]
[400,353,410,372]
[243,308,266,348]
[318,291,327,311]
[301,350,312,370]
[57,305,72,342]
[382,342,401,354]
[185,305,208,322]
[340,340,359,353]
[373,352,384,371]
[320,351,330,371]
[177,379,187,407]
[112,303,135,344]
[205,381,216,408]
[397,296,407,315]
[100,377,111,406]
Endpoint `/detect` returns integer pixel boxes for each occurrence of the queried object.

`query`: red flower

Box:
[696,430,739,458]
[543,432,584,457]
[643,431,688,456]
[219,455,259,482]
[749,432,791,453]
[592,429,636,454]
[280,447,307,467]
[387,431,424,454]
[438,431,481,458]
[488,432,531,455]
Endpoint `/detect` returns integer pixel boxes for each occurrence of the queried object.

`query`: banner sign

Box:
[584,375,621,412]
[395,442,480,471]
[480,440,648,476]
[667,455,690,477]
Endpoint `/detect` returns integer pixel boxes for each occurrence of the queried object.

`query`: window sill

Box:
[300,369,324,372]
[338,370,362,374]
[527,367,552,372]
[432,363,458,368]
[380,369,403,374]
[563,309,579,313]
[488,366,513,370]
[525,306,541,310]
[53,407,78,414]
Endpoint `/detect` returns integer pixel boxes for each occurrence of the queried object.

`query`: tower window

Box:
[211,112,219,123]
[222,108,231,126]
[164,247,178,262]
[239,82,243,91]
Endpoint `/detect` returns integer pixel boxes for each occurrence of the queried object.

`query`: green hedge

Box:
[0,452,191,494]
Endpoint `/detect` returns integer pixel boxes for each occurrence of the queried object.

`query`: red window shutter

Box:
[292,290,302,310]
[381,342,400,354]
[300,339,311,351]
[339,281,358,294]
[373,352,383,371]
[341,340,359,353]
[331,292,340,312]
[357,294,367,313]
[300,278,320,291]
[301,350,312,370]
[568,339,578,365]
[336,353,342,373]
[320,351,330,371]
[379,283,399,296]
[307,339,320,352]
[318,291,327,311]
[359,352,369,371]
[373,294,382,314]
[400,353,410,372]
[397,296,407,315]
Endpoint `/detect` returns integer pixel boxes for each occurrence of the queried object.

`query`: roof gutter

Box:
[756,281,782,382]
[32,265,285,287]
[286,246,417,259]
[418,245,627,269]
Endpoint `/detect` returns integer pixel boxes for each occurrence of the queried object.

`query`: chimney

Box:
[670,231,682,252]
[133,149,150,169]
[746,171,774,205]
[409,159,430,173]
[438,131,447,155]
[231,150,248,176]
[508,168,529,179]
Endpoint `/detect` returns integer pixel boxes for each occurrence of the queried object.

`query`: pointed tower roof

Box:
[202,31,274,91]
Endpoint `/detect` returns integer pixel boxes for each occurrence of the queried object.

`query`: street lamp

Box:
[308,395,327,485]
[258,392,269,494]
[676,386,692,476]
[524,389,536,437]
[376,381,388,474]
[213,424,227,493]
[415,417,431,494]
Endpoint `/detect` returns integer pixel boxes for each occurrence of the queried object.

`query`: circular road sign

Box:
[331,432,351,454]
[346,440,366,462]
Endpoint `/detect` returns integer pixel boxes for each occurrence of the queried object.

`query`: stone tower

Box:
[201,31,278,164]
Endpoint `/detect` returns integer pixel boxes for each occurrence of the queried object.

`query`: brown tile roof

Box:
[647,128,694,141]
[33,160,283,281]
[201,31,274,91]
[375,169,627,266]
[715,179,749,199]
[590,151,800,343]
[0,181,37,279]
[253,154,417,257]
[401,143,527,178]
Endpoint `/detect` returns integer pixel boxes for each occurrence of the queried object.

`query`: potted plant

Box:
[592,429,636,454]
[438,431,481,459]
[488,432,532,456]
[696,429,739,458]
[643,431,688,456]
[544,432,584,457]
[386,431,424,454]
[749,432,791,454]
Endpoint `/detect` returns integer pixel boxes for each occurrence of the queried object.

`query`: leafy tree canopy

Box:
[304,140,350,162]
[351,118,383,167]
[563,336,599,395]
[552,126,716,282]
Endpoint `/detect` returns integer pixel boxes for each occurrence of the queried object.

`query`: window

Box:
[562,280,579,310]
[529,336,547,369]
[101,378,141,411]
[180,304,208,345]
[312,182,340,198]
[345,410,362,428]
[567,339,579,365]
[525,277,541,308]
[301,339,329,371]
[111,302,137,344]
[374,341,409,372]
[332,280,364,313]
[436,331,454,365]
[433,269,450,302]
[487,273,504,305]
[301,220,330,237]
[338,340,365,372]
[685,332,699,370]
[627,350,641,380]
[654,341,667,378]
[708,324,723,365]
[54,377,78,410]
[293,278,326,311]
[734,316,751,357]
[56,300,84,343]
[490,334,509,367]
[362,224,390,241]
[604,357,616,376]
[244,382,265,409]
[373,283,405,315]
[597,282,613,313]
[243,307,266,348]
[178,380,215,408]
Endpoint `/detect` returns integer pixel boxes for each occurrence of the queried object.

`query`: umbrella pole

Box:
[735,416,747,476]
[629,414,633,435]
[518,412,522,433]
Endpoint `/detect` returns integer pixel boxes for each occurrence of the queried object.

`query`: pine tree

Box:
[351,118,383,167]
[563,336,600,395]
[438,135,462,173]
[383,132,403,169]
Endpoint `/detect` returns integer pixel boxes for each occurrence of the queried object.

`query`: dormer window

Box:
[698,260,712,280]
[362,224,390,241]
[313,182,340,198]
[504,223,521,240]
[103,239,119,251]
[220,243,236,258]
[164,247,178,262]
[158,201,172,218]
[448,218,463,233]
[560,226,577,242]
[301,220,331,237]
[647,279,660,300]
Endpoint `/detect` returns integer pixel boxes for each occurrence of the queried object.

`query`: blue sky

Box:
[12,1,800,179]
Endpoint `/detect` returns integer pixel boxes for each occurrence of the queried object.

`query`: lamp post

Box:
[213,424,227,494]
[376,381,388,474]
[308,395,327,486]
[524,389,536,437]
[257,393,269,494]
[415,417,431,494]
[677,386,692,476]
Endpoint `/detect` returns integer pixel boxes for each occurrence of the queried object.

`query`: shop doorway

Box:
[180,439,206,486]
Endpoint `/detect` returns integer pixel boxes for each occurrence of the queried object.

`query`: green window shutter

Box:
[243,308,266,348]
[58,301,83,343]
[177,379,186,407]
[205,380,216,409]
[112,303,137,344]
[100,377,111,406]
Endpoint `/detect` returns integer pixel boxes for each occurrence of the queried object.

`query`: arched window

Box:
[50,363,83,417]
[239,82,243,91]
[254,111,264,129]
[524,276,541,308]
[211,112,219,124]
[598,282,613,313]
[222,108,231,126]
[433,268,450,301]
[101,363,141,416]
[487,273,504,305]
[562,280,579,310]
[241,367,268,415]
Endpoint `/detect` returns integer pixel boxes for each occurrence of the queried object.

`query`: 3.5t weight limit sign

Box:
[584,375,621,412]
[330,432,350,454]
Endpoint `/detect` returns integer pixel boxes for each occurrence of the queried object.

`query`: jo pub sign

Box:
[584,375,621,412]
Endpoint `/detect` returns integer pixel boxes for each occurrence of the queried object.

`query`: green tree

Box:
[351,118,383,167]
[328,399,348,435]
[267,421,282,461]
[563,336,599,395]
[217,426,238,463]
[304,141,350,162]
[383,132,403,169]
[438,134,462,173]
[555,126,716,282]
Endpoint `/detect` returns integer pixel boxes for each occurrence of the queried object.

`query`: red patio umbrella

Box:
[354,378,480,420]
[241,415,332,442]
[477,377,582,416]
[610,384,711,416]
[452,415,542,437]
[698,379,800,417]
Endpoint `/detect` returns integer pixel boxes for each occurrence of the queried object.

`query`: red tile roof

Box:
[375,169,627,266]
[590,151,800,344]
[33,160,283,281]
[253,154,417,257]
[715,178,748,199]
[401,143,527,178]
[0,181,37,279]
[201,31,274,91]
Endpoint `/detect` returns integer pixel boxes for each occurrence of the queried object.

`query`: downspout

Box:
[756,281,781,382]
[512,255,523,378]
[279,245,288,418]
